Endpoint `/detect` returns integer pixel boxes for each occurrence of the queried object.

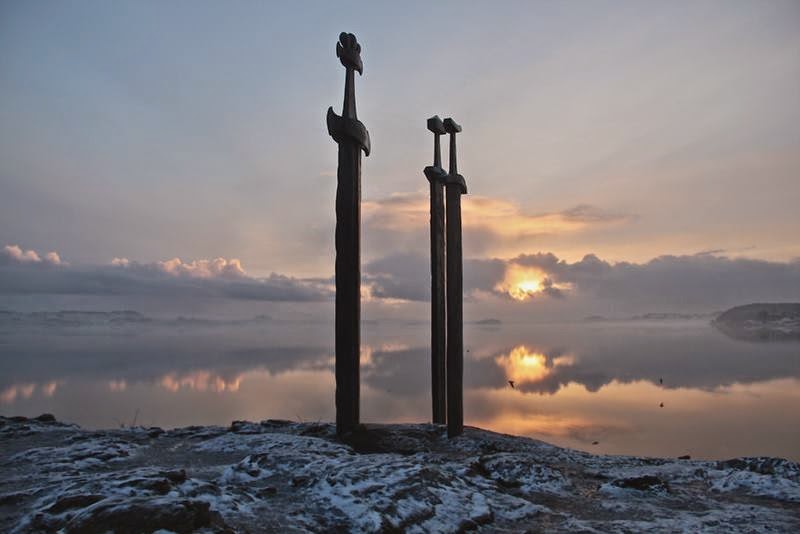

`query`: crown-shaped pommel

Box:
[427,116,446,135]
[336,32,363,74]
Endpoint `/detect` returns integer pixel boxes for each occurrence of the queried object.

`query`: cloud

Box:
[2,245,63,266]
[364,253,430,302]
[0,244,331,302]
[536,253,800,310]
[363,249,800,312]
[6,242,800,312]
[364,194,630,236]
[559,204,632,224]
[363,253,507,303]
[113,256,246,279]
[362,193,634,258]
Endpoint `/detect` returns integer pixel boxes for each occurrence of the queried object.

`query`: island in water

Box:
[712,303,800,341]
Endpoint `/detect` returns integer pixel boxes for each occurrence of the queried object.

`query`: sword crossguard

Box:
[444,173,467,194]
[424,165,448,184]
[336,32,363,75]
[327,107,371,156]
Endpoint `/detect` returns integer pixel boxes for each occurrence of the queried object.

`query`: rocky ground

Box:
[1,415,798,533]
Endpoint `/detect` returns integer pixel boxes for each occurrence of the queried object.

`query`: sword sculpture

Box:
[424,116,449,425]
[327,32,370,435]
[443,117,467,438]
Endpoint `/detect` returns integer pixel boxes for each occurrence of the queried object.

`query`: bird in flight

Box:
[508,380,515,389]
[659,402,664,408]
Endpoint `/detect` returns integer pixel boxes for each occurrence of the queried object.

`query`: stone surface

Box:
[1,415,798,532]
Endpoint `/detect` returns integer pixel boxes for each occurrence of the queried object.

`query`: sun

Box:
[510,278,542,300]
[495,264,571,301]
[496,264,546,301]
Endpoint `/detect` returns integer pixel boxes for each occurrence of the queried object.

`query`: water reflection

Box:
[0,315,798,459]
[158,371,244,393]
[494,346,576,386]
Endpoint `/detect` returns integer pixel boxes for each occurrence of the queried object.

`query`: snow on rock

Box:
[709,458,800,502]
[0,413,78,437]
[0,415,798,532]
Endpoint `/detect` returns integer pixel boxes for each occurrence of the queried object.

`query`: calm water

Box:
[1,316,798,460]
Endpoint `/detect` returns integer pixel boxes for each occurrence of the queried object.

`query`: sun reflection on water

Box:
[494,345,576,385]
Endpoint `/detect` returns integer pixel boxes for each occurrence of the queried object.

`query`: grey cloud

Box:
[559,204,633,224]
[540,278,566,299]
[551,253,800,309]
[0,246,332,302]
[499,251,800,309]
[363,249,800,311]
[464,258,507,294]
[364,254,430,302]
[364,253,506,302]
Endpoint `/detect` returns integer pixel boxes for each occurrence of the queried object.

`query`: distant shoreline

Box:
[712,303,800,341]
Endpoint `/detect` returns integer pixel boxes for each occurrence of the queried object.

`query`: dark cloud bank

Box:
[3,245,799,314]
[0,246,331,302]
[366,251,800,312]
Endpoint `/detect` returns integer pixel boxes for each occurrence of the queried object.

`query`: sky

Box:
[1,0,799,318]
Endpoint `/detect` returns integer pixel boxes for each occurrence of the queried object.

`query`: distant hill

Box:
[473,318,502,326]
[0,310,271,329]
[583,312,718,322]
[712,303,800,341]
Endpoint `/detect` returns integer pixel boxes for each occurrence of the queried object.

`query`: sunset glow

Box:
[1,5,799,529]
[494,264,571,301]
[493,346,575,387]
[496,346,550,383]
[496,265,545,300]
[510,278,543,300]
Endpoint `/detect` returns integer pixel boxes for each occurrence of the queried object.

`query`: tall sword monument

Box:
[424,116,449,425]
[327,32,370,435]
[443,117,467,438]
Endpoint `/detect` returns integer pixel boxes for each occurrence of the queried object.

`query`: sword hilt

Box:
[427,116,446,169]
[443,118,466,194]
[328,33,370,156]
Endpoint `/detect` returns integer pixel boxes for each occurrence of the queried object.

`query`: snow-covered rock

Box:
[0,415,798,532]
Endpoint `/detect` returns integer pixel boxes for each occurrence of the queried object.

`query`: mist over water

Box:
[1,312,798,460]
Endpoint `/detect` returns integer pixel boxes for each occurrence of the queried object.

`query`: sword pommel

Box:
[427,116,446,135]
[443,118,462,134]
[336,32,363,75]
